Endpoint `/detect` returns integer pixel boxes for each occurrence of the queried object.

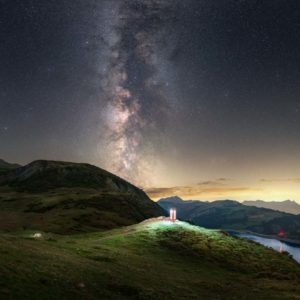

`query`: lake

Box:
[230,232,300,263]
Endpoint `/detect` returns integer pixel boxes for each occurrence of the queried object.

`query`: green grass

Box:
[0,186,164,234]
[0,160,165,235]
[1,220,300,299]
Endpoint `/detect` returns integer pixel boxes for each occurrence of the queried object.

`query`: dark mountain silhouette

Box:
[0,159,20,168]
[0,159,21,175]
[0,160,165,233]
[158,196,300,240]
[244,200,300,215]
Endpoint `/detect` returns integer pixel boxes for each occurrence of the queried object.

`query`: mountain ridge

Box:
[158,196,300,240]
[243,199,300,215]
[0,160,165,233]
[1,159,143,192]
[0,158,21,168]
[0,159,21,176]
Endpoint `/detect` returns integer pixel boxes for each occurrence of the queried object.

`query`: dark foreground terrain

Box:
[1,220,300,300]
[0,160,164,233]
[0,160,300,299]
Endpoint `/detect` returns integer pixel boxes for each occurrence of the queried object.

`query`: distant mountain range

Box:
[243,200,300,215]
[158,196,300,240]
[0,159,165,233]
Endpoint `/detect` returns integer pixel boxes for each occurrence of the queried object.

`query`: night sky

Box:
[1,0,300,202]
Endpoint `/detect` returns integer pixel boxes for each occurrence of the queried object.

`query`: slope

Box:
[0,160,165,234]
[0,220,299,299]
[0,158,21,176]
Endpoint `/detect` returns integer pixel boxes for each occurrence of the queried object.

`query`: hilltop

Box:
[158,197,300,240]
[0,160,148,193]
[0,159,20,168]
[0,160,164,234]
[0,159,21,175]
[1,220,300,299]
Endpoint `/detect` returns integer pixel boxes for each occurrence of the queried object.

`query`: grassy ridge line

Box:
[1,221,300,299]
[0,160,165,234]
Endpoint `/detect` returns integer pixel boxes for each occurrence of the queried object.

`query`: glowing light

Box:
[33,233,42,239]
[170,208,176,222]
[278,229,286,238]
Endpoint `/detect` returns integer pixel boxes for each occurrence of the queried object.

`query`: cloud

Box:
[217,178,230,181]
[260,178,300,183]
[260,179,275,182]
[197,178,231,186]
[146,183,261,200]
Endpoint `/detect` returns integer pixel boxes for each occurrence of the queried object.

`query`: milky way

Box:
[2,0,300,201]
[98,0,179,185]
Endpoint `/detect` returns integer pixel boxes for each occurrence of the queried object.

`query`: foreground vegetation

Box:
[1,220,300,299]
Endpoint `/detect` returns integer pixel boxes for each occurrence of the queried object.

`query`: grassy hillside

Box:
[1,161,299,299]
[0,220,299,299]
[158,197,300,240]
[0,160,165,233]
[0,160,150,193]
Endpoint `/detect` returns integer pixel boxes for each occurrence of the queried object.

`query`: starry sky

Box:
[1,0,300,202]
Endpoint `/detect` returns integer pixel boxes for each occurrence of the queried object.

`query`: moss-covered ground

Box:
[1,220,300,299]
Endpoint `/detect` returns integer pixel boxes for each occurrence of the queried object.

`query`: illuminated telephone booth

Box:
[170,208,176,222]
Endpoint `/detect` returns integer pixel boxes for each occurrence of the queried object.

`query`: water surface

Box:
[232,232,300,263]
